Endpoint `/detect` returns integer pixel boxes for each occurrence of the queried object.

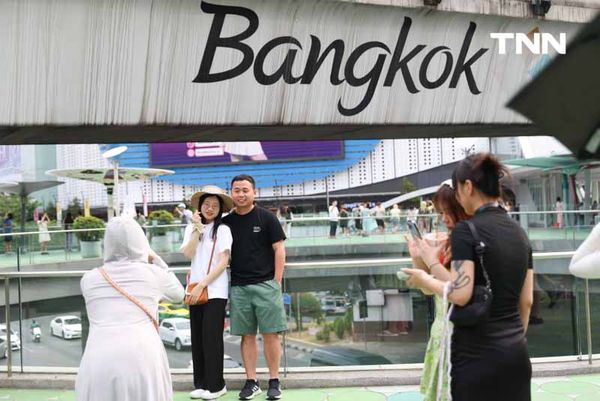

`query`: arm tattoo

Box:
[449,260,471,292]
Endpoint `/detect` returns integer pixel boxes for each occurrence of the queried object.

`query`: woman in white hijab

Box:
[76,217,185,401]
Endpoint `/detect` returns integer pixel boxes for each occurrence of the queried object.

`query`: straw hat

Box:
[191,185,234,212]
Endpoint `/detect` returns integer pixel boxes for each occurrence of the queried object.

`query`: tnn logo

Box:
[490,33,566,55]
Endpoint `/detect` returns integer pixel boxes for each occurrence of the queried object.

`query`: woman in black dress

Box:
[403,153,534,401]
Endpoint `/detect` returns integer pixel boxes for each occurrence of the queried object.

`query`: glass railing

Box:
[0,253,597,375]
[1,210,598,269]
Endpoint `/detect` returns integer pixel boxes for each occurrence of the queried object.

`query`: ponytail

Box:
[452,153,509,197]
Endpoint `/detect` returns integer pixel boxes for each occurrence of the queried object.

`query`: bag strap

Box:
[186,231,218,285]
[98,267,159,333]
[465,220,491,290]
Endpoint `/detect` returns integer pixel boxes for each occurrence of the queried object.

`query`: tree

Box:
[401,178,416,194]
[291,293,323,331]
[68,197,82,217]
[400,178,419,208]
[0,193,40,226]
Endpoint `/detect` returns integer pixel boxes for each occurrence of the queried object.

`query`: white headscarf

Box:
[103,216,150,264]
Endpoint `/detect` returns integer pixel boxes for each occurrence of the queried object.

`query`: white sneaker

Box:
[189,389,208,399]
[202,386,227,400]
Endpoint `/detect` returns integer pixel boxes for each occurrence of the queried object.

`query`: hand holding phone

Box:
[407,221,422,240]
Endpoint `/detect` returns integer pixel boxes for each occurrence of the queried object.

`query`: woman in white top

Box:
[182,186,233,400]
[570,222,600,279]
[76,217,185,401]
[38,213,51,254]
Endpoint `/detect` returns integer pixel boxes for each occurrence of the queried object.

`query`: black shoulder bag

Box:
[449,220,493,327]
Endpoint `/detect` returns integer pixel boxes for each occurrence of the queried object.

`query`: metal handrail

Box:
[1,210,598,238]
[1,251,594,377]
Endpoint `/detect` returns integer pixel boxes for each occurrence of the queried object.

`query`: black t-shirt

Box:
[451,206,533,320]
[223,206,287,286]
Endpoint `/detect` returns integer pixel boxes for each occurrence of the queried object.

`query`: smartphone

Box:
[407,221,422,240]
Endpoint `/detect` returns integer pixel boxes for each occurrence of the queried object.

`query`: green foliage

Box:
[291,293,324,331]
[45,201,56,220]
[67,197,82,217]
[0,194,40,227]
[400,178,420,209]
[333,317,345,340]
[344,307,353,334]
[316,324,331,342]
[72,216,105,241]
[148,210,175,236]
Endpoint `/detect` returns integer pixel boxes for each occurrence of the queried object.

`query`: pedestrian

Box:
[64,212,74,252]
[75,217,184,401]
[402,153,534,401]
[182,185,233,400]
[390,204,401,233]
[134,209,147,234]
[223,174,287,401]
[406,183,470,401]
[373,202,386,234]
[3,213,13,254]
[280,204,293,238]
[555,197,564,228]
[353,204,363,236]
[38,212,51,254]
[328,200,339,238]
[339,203,350,236]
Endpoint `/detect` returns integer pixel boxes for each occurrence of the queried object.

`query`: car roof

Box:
[55,315,80,320]
[161,317,189,323]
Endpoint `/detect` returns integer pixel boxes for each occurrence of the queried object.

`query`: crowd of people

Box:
[44,152,596,401]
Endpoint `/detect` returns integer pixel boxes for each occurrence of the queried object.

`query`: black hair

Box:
[7,213,13,219]
[231,174,256,189]
[452,153,509,198]
[556,196,562,202]
[198,194,224,241]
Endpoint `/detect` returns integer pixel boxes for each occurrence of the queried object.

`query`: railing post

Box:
[585,279,593,365]
[5,277,11,377]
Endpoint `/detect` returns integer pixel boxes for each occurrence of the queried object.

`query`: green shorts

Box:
[230,279,288,336]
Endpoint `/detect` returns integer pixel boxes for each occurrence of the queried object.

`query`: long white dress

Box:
[76,217,185,401]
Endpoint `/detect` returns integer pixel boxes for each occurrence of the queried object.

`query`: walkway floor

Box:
[1,374,599,400]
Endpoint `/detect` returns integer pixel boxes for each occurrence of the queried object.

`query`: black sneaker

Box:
[267,378,282,400]
[239,379,261,400]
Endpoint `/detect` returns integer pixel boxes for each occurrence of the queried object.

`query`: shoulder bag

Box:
[184,236,217,306]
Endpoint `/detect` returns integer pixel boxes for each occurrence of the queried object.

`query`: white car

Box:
[189,354,241,369]
[0,324,20,351]
[50,316,82,339]
[159,318,191,351]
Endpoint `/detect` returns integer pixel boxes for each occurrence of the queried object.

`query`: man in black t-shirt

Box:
[223,175,287,401]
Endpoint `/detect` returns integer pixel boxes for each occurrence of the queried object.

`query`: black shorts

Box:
[376,219,385,227]
[3,236,12,242]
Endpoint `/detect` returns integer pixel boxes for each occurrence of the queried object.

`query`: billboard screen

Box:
[150,141,344,168]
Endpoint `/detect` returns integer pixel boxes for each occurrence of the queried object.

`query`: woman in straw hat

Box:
[181,185,234,400]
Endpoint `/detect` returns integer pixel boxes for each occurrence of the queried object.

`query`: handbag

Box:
[184,236,217,306]
[449,220,493,327]
[98,267,159,333]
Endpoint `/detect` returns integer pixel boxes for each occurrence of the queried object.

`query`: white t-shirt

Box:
[329,206,339,222]
[181,222,232,300]
[374,206,386,219]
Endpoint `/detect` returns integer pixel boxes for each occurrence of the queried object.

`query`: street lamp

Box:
[101,146,128,219]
